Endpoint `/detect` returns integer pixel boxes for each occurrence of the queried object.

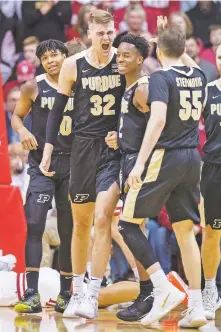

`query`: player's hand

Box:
[157,15,168,32]
[105,131,119,150]
[39,155,55,177]
[18,127,38,151]
[127,163,144,190]
[39,144,55,177]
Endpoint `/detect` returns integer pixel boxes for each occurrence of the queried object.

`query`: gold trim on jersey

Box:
[123,149,165,219]
[125,75,149,91]
[36,73,58,90]
[85,47,116,69]
[162,67,194,77]
[199,195,206,228]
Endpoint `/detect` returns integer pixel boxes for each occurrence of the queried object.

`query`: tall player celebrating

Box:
[117,17,207,328]
[40,10,125,319]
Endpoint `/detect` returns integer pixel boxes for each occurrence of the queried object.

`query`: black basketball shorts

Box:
[69,135,121,203]
[121,148,201,224]
[200,162,221,230]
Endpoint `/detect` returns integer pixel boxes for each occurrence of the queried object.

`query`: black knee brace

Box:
[57,208,73,273]
[118,220,158,270]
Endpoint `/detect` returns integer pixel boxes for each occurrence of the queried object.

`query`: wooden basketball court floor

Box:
[0,306,221,332]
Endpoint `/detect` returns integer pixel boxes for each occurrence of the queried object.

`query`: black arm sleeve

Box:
[147,71,170,105]
[46,92,69,146]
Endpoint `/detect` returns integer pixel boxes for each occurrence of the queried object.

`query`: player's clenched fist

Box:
[105,131,119,150]
[18,127,38,150]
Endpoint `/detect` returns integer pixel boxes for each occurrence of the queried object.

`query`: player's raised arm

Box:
[154,16,200,69]
[40,56,76,175]
[11,80,38,150]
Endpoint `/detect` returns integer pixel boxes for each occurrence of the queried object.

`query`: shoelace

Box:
[203,289,216,311]
[86,295,98,306]
[69,294,82,305]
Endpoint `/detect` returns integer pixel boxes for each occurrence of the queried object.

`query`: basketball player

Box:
[200,43,221,320]
[117,17,207,327]
[11,39,86,314]
[39,10,125,319]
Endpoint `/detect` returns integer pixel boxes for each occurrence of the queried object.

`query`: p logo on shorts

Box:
[213,219,221,229]
[74,194,89,203]
[37,194,50,203]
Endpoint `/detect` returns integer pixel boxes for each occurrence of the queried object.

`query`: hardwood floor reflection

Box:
[0,306,221,331]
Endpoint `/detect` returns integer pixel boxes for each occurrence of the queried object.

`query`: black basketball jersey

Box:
[118,76,150,153]
[203,80,221,164]
[148,66,207,149]
[32,73,74,152]
[73,47,125,137]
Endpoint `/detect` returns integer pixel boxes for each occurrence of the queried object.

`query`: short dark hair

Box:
[36,39,68,60]
[158,25,186,58]
[119,34,149,60]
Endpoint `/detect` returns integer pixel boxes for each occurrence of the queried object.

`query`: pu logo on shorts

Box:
[213,219,221,229]
[74,194,89,203]
[37,194,50,203]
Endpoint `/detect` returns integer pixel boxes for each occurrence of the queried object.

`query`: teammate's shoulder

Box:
[135,76,149,101]
[206,79,217,88]
[137,75,149,85]
[35,73,46,83]
[149,69,170,83]
[63,49,87,66]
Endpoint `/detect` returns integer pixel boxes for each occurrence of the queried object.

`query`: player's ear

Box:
[137,55,143,66]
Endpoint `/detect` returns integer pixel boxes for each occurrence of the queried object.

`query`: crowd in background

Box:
[2,0,221,287]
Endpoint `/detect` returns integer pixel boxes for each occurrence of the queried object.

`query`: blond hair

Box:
[88,9,113,25]
[65,39,87,57]
[23,36,39,47]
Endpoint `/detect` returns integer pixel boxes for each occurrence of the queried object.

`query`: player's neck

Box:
[90,47,113,66]
[46,73,59,88]
[161,57,183,68]
[126,71,142,88]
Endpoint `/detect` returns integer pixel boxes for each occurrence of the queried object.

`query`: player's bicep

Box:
[57,57,76,96]
[14,83,33,119]
[134,83,150,113]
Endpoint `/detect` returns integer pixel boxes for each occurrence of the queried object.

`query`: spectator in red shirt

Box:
[200,25,221,68]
